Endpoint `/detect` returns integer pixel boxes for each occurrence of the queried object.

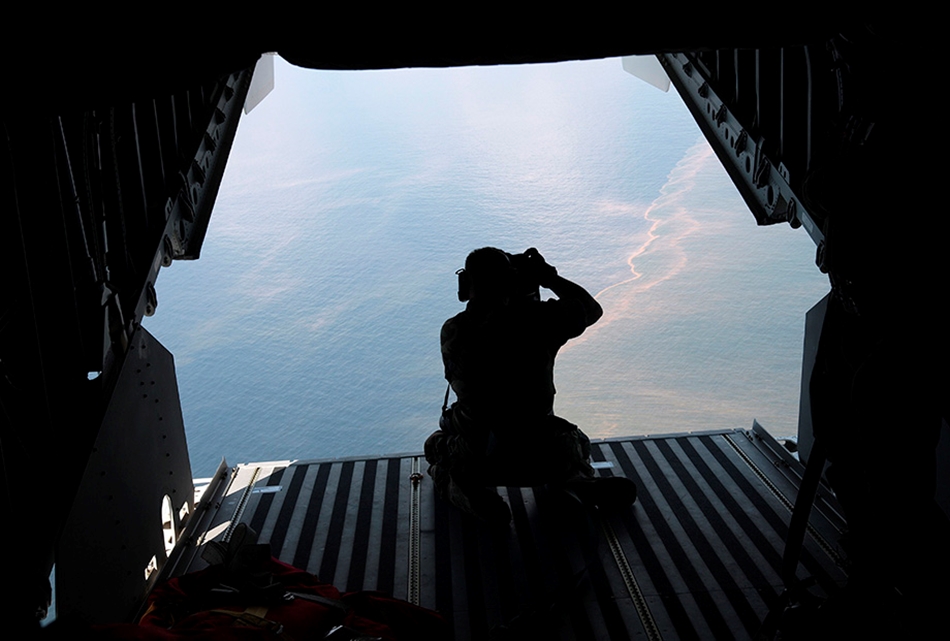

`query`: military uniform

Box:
[426,295,594,503]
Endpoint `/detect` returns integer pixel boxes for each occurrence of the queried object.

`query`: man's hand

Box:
[522,247,558,288]
[523,248,602,327]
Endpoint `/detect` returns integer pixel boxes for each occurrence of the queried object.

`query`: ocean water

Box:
[144,57,828,476]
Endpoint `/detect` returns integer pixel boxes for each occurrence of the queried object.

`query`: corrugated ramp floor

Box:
[174,425,849,640]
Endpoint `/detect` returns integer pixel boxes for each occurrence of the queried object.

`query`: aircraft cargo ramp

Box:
[170,424,849,640]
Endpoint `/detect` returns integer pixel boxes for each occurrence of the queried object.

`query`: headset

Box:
[456,268,471,302]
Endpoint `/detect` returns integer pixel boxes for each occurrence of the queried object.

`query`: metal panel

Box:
[57,327,193,623]
[659,52,823,246]
[178,431,850,640]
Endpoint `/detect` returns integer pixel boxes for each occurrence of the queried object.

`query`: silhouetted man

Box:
[425,247,636,524]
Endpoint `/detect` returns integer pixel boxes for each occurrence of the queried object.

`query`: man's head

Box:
[460,247,514,302]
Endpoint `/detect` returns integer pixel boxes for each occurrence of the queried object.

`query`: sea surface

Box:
[144,57,828,477]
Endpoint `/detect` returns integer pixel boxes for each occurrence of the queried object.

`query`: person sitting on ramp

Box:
[425,247,637,524]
